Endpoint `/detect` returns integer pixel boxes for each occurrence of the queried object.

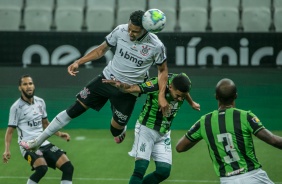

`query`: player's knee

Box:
[155,162,171,181]
[30,165,48,182]
[66,100,87,118]
[59,161,74,181]
[132,159,149,179]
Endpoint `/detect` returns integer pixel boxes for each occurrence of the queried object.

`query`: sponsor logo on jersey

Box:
[140,45,151,56]
[145,81,154,88]
[119,48,144,67]
[252,117,260,123]
[79,87,90,99]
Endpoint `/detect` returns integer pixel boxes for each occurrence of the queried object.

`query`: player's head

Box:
[18,74,35,99]
[128,10,147,41]
[169,73,191,102]
[216,78,237,105]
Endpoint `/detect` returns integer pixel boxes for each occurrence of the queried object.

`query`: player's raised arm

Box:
[68,41,111,76]
[102,79,141,93]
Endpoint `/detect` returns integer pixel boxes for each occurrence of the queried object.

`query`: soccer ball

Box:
[142,9,166,33]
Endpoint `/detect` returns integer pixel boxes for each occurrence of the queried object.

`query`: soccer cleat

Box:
[19,139,38,151]
[114,126,127,144]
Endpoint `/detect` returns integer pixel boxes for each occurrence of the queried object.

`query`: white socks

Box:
[61,180,72,184]
[27,179,37,184]
[35,110,72,146]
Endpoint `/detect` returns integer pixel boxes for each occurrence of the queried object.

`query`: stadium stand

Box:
[116,0,146,25]
[148,0,177,32]
[86,0,115,32]
[179,0,208,32]
[0,0,280,33]
[210,0,240,32]
[241,0,272,32]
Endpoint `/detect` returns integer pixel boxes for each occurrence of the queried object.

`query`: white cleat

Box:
[19,139,38,151]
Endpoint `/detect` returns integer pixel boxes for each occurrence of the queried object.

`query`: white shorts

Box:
[128,122,172,164]
[220,168,274,184]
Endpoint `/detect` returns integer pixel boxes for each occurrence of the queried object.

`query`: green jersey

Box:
[186,108,265,177]
[137,73,190,133]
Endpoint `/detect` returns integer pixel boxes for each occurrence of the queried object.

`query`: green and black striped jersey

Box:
[186,108,265,177]
[137,73,190,133]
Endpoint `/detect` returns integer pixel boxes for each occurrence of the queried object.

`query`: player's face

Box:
[128,21,146,41]
[169,85,187,102]
[19,77,35,99]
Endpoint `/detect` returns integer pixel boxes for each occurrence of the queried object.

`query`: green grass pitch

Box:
[1,129,281,184]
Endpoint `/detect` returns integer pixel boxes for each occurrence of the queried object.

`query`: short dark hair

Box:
[129,10,144,28]
[19,74,32,86]
[216,78,237,105]
[172,74,191,93]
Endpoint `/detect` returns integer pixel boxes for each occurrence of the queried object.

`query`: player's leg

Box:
[128,123,155,183]
[142,131,172,183]
[110,91,137,143]
[25,150,48,184]
[40,144,74,184]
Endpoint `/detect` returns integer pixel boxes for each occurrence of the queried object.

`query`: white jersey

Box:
[8,96,50,155]
[103,24,167,85]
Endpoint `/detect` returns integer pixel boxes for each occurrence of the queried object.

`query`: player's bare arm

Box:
[3,127,15,164]
[185,93,200,111]
[68,41,111,76]
[42,118,70,142]
[176,135,200,152]
[102,79,141,93]
[157,61,169,116]
[256,128,282,149]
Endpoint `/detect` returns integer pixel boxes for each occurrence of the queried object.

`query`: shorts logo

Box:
[114,109,128,122]
[79,87,90,99]
[140,142,146,152]
[140,45,151,56]
[252,117,260,123]
[145,81,154,88]
[50,146,59,152]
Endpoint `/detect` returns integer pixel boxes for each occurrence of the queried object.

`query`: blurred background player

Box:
[176,78,282,184]
[20,10,169,150]
[3,74,74,184]
[103,73,200,183]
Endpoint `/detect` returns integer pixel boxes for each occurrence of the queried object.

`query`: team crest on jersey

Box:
[140,45,151,56]
[145,81,154,88]
[79,87,90,99]
[252,117,260,123]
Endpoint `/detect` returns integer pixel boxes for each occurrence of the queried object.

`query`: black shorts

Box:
[76,74,137,126]
[24,144,66,170]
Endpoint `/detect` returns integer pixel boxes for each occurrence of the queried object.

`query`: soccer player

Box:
[102,73,200,183]
[20,10,169,150]
[3,75,74,184]
[176,78,282,184]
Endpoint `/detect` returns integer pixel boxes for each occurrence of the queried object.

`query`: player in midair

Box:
[20,10,169,150]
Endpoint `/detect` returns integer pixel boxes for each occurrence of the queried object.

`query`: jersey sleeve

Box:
[41,99,48,119]
[154,42,167,65]
[185,120,202,142]
[246,111,265,135]
[8,104,19,127]
[138,77,159,94]
[105,25,121,47]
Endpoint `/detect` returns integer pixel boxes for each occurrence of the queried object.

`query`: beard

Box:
[22,90,34,99]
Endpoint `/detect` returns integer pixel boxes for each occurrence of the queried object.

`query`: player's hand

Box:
[191,102,201,111]
[60,132,71,142]
[3,151,11,164]
[102,79,122,88]
[158,96,170,116]
[68,61,80,76]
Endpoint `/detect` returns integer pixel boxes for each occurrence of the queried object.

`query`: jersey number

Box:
[217,133,240,163]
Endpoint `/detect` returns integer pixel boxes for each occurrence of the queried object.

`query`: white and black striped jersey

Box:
[8,96,50,154]
[103,24,167,85]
